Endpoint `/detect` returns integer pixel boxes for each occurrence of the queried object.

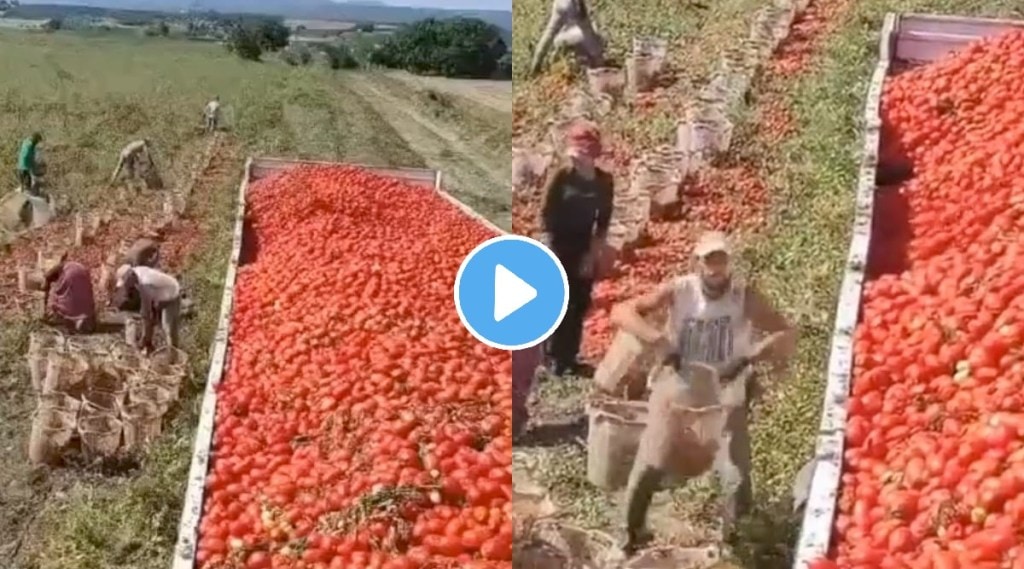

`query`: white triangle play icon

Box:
[494,264,537,322]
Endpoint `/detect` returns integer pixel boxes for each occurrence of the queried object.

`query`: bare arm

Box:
[530,0,568,76]
[110,155,125,183]
[744,285,796,364]
[609,281,676,344]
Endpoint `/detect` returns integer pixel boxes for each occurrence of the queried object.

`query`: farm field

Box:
[345,71,512,228]
[387,72,512,114]
[512,0,1024,567]
[0,29,508,569]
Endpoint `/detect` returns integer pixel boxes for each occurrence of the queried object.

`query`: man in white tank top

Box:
[114,264,182,351]
[609,231,796,552]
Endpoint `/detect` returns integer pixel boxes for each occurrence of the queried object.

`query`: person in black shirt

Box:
[540,119,614,377]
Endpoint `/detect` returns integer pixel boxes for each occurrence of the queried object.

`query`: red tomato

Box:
[192,166,511,568]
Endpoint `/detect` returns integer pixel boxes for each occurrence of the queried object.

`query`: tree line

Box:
[224,16,509,79]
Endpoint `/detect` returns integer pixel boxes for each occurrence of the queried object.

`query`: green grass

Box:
[515,1,1024,567]
[0,29,504,569]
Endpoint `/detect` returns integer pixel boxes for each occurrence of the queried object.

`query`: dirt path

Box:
[344,73,511,229]
[388,72,512,114]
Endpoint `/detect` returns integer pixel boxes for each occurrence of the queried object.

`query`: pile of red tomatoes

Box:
[195,165,512,569]
[831,30,1024,569]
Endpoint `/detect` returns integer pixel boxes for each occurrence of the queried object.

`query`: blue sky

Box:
[381,0,511,10]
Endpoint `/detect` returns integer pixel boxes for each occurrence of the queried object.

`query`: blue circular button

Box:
[455,235,569,351]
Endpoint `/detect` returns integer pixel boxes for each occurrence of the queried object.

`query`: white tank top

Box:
[667,274,753,373]
[132,266,180,303]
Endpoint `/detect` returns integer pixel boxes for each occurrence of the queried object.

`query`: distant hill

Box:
[15,0,512,30]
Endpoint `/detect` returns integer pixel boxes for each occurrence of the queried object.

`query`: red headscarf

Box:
[566,120,602,158]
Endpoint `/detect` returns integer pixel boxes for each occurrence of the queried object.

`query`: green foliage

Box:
[281,45,313,66]
[225,17,290,62]
[255,19,290,51]
[42,18,62,32]
[321,44,359,70]
[144,20,169,37]
[496,52,511,79]
[226,27,262,61]
[370,17,507,79]
[356,23,375,33]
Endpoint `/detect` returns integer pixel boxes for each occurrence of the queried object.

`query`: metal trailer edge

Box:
[792,12,1024,568]
[171,157,502,569]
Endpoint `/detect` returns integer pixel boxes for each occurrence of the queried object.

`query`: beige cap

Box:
[693,231,732,258]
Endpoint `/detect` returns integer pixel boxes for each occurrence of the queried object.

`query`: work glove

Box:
[720,356,752,382]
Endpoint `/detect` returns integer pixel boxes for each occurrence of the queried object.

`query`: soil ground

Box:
[0,30,508,569]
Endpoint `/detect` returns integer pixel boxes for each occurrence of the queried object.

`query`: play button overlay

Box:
[494,264,537,322]
[455,235,569,350]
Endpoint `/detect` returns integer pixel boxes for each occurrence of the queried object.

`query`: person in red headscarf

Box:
[539,119,614,377]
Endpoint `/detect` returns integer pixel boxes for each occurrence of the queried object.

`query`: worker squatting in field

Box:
[113,264,183,351]
[530,0,606,76]
[610,231,797,552]
[41,252,97,334]
[204,96,221,134]
[110,138,159,193]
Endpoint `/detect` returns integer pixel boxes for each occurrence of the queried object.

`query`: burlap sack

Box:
[637,363,727,479]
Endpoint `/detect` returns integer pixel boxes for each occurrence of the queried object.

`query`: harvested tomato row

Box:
[833,31,1024,569]
[195,165,512,569]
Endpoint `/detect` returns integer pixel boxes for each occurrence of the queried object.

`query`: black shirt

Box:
[540,166,614,267]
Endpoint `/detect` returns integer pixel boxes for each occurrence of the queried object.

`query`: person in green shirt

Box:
[17,132,42,194]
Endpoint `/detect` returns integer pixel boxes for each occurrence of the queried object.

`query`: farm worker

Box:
[512,345,544,440]
[124,237,161,268]
[16,132,42,195]
[103,238,162,307]
[530,0,605,76]
[540,119,613,377]
[41,252,97,334]
[110,139,154,188]
[204,96,221,134]
[609,230,796,553]
[114,264,182,351]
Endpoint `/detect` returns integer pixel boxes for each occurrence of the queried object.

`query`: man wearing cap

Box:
[610,230,796,552]
[113,264,182,350]
[540,119,614,377]
[41,252,97,333]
